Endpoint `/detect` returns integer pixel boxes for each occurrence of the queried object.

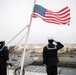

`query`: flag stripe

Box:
[33,4,71,25]
[46,8,70,14]
[45,14,70,20]
[33,13,70,22]
[46,9,70,17]
[58,6,69,13]
[33,13,70,23]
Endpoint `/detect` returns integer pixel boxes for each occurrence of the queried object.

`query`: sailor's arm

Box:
[54,40,64,49]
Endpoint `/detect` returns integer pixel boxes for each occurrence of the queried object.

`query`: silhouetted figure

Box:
[0,41,9,75]
[43,38,64,75]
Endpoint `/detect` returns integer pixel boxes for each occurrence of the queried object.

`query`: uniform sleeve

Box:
[43,47,48,65]
[56,42,64,50]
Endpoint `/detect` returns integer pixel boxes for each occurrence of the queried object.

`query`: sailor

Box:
[0,40,9,75]
[43,37,64,75]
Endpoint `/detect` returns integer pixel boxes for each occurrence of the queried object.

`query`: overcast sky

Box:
[0,0,76,46]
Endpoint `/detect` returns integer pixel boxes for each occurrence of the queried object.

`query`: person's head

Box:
[0,41,5,46]
[47,37,54,44]
[48,39,54,44]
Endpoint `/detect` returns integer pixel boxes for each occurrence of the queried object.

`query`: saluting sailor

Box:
[43,37,64,75]
[0,39,9,75]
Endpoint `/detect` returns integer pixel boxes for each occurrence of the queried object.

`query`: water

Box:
[7,65,76,75]
[59,67,76,75]
[24,65,76,75]
[8,54,76,75]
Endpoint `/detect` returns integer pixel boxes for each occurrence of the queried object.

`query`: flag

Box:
[33,4,71,25]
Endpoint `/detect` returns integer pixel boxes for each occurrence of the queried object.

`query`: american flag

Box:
[33,4,71,25]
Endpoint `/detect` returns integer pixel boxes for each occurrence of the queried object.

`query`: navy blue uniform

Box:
[0,46,9,75]
[43,42,64,75]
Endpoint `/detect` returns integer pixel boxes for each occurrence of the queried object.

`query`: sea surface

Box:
[24,65,76,75]
[7,66,76,75]
[58,67,76,75]
[8,54,76,75]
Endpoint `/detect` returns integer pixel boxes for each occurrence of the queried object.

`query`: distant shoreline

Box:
[31,53,76,68]
[58,61,76,68]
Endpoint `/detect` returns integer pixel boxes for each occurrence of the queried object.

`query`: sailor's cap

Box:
[47,37,54,40]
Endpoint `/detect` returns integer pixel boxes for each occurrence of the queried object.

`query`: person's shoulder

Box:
[4,46,8,48]
[43,45,47,50]
[44,45,47,48]
[3,46,9,50]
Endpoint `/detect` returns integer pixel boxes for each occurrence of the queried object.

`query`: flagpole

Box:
[20,0,36,75]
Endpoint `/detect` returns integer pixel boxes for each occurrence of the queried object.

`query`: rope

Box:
[6,25,29,45]
[17,31,28,45]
